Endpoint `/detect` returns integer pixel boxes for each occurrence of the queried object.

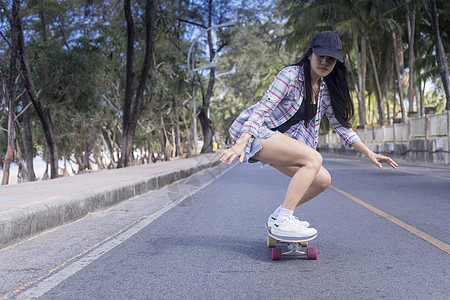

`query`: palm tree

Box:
[280,0,369,126]
[281,0,401,125]
[422,0,450,110]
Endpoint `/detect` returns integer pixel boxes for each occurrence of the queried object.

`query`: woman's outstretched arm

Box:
[351,140,398,169]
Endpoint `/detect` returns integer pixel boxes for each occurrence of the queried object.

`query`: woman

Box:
[219,31,398,238]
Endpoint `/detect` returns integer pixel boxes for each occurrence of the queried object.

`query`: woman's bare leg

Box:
[252,133,323,211]
[270,164,331,206]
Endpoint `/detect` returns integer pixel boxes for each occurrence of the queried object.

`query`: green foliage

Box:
[212,4,293,134]
[2,0,449,174]
[424,84,447,113]
[279,0,449,124]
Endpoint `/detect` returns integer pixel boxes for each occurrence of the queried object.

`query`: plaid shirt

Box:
[229,65,360,153]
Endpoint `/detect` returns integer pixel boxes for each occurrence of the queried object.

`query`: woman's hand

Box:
[367,152,398,169]
[219,133,252,165]
[351,140,398,169]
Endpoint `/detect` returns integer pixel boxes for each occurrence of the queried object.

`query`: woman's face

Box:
[309,52,337,79]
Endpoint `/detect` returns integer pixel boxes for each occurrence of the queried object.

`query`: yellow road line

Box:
[330,185,450,255]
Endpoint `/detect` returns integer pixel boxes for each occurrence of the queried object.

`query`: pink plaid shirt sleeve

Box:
[325,104,360,147]
[240,68,295,137]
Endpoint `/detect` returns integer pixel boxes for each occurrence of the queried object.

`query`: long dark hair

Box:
[292,49,354,128]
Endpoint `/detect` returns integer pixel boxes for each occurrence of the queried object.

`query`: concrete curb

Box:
[0,154,221,249]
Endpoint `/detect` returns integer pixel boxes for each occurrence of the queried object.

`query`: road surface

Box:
[1,154,449,299]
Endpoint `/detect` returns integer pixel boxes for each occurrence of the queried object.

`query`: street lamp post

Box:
[187,16,237,155]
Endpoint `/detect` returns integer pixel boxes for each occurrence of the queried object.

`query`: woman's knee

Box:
[321,170,332,189]
[316,167,331,190]
[300,150,323,172]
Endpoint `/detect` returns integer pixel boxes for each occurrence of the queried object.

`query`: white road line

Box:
[13,163,234,300]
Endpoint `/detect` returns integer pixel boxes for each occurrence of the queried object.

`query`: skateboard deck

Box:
[267,228,318,260]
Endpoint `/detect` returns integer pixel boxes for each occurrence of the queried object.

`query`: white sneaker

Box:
[267,215,310,228]
[271,215,317,238]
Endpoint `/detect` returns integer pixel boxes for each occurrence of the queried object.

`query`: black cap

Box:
[309,31,344,63]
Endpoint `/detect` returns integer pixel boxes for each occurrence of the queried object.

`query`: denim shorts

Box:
[244,130,279,166]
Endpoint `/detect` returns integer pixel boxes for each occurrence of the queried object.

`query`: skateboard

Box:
[267,228,318,260]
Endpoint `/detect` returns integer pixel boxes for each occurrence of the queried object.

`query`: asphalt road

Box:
[1,154,449,299]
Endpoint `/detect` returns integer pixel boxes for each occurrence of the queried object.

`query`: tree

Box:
[279,0,372,126]
[1,0,19,185]
[406,6,417,115]
[392,31,407,122]
[423,0,450,110]
[118,0,156,168]
[197,0,216,154]
[15,0,59,179]
[21,91,37,181]
[356,34,368,126]
[183,0,236,153]
[214,1,293,136]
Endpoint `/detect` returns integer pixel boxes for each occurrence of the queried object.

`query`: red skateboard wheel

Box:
[306,247,317,260]
[272,248,282,260]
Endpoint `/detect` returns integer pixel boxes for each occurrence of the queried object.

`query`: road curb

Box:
[0,154,221,249]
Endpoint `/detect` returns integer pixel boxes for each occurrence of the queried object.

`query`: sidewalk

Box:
[0,153,222,249]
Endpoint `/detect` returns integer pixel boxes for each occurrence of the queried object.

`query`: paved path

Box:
[1,154,449,299]
[0,154,221,248]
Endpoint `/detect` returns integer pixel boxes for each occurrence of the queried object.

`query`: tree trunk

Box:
[62,157,70,177]
[366,36,385,124]
[42,151,49,181]
[182,106,192,158]
[22,93,36,181]
[82,141,92,171]
[392,32,407,123]
[118,0,135,168]
[198,110,213,153]
[199,0,215,153]
[15,139,29,183]
[407,10,416,114]
[129,0,155,142]
[39,4,51,100]
[102,129,117,166]
[118,0,155,168]
[147,140,153,163]
[94,148,106,170]
[172,96,181,157]
[346,53,360,96]
[356,34,367,126]
[0,77,7,176]
[101,132,116,168]
[417,85,424,116]
[15,0,58,179]
[383,81,390,121]
[2,0,19,185]
[392,75,397,121]
[2,102,16,185]
[159,119,169,161]
[423,0,450,109]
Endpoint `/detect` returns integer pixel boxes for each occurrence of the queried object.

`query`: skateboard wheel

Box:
[300,241,308,247]
[306,248,317,260]
[267,237,277,248]
[272,248,282,260]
